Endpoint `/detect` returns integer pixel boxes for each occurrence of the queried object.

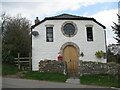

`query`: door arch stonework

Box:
[59,42,80,57]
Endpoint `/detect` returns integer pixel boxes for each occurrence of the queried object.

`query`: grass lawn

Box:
[2,63,21,75]
[21,71,68,82]
[80,74,120,88]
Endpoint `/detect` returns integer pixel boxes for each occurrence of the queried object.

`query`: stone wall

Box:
[80,60,120,75]
[39,60,67,75]
[39,60,120,76]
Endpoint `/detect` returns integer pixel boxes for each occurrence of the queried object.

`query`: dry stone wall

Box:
[39,60,67,75]
[80,60,120,75]
[39,60,120,76]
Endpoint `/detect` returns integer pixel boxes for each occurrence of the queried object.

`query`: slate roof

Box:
[49,14,88,18]
[31,14,106,29]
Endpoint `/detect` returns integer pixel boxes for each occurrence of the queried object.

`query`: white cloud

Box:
[91,9,118,45]
[91,9,118,28]
[2,0,118,20]
[2,0,119,45]
[2,0,119,2]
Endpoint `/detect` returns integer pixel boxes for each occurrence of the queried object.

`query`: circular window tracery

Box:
[63,23,75,37]
[61,21,77,37]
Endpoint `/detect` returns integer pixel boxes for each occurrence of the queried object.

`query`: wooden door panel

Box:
[63,45,78,72]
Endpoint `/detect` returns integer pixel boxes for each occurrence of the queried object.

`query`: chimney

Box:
[35,17,40,24]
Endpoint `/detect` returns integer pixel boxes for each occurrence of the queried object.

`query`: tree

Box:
[1,13,11,35]
[111,14,120,44]
[2,14,31,64]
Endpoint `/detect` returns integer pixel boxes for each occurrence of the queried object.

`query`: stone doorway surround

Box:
[59,42,80,57]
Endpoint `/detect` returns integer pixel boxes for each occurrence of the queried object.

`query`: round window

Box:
[62,22,77,37]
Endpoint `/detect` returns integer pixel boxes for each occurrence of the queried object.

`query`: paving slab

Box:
[66,78,80,84]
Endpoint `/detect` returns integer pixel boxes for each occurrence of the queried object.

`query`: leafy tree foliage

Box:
[2,14,31,64]
[107,48,113,56]
[111,15,120,44]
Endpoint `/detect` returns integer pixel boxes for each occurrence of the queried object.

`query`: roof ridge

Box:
[46,13,93,19]
[46,13,87,18]
[31,13,106,29]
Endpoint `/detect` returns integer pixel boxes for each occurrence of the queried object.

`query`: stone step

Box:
[67,72,80,78]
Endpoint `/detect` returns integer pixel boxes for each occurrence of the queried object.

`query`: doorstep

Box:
[66,78,80,84]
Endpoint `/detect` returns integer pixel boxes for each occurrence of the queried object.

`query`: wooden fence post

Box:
[29,52,32,71]
[18,53,20,70]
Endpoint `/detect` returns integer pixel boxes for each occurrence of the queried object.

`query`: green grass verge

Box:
[21,71,68,82]
[2,63,21,75]
[80,74,120,88]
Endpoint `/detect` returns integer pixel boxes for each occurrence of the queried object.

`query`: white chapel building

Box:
[31,14,107,71]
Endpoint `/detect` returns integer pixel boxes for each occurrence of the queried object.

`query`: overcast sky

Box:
[1,0,119,45]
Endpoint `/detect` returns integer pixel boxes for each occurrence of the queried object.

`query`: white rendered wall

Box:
[32,20,107,71]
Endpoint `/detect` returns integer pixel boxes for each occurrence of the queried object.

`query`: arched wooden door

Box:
[63,45,78,72]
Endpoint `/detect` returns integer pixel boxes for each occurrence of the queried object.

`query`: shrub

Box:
[95,50,104,58]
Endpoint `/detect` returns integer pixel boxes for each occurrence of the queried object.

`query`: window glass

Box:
[63,23,75,37]
[46,27,53,42]
[86,27,93,41]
